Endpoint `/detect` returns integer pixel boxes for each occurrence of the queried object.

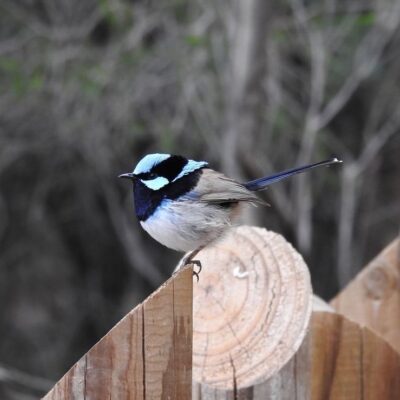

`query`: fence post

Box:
[42,266,193,400]
[41,230,400,399]
[192,226,313,398]
[331,238,400,352]
[311,311,400,399]
[192,227,400,399]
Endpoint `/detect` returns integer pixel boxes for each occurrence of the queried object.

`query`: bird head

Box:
[119,153,208,191]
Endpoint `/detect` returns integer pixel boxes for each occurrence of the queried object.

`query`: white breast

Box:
[140,198,235,252]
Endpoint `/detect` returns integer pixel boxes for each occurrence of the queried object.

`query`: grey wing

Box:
[190,169,265,205]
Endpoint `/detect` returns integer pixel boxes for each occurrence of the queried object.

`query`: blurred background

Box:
[0,0,399,398]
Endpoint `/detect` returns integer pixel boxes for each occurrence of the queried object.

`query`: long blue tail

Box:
[244,157,342,191]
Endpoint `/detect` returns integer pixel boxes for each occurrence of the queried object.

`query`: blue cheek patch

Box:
[173,160,208,181]
[141,176,169,190]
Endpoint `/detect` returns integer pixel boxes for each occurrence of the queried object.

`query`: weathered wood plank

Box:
[311,311,400,400]
[331,238,400,353]
[42,266,193,400]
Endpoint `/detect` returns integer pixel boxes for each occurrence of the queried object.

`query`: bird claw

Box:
[185,259,202,282]
[192,270,200,282]
[174,247,204,281]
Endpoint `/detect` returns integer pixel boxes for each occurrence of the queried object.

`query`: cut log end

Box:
[190,226,313,390]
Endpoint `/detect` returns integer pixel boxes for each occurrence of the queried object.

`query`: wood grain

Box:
[190,229,400,399]
[194,311,400,399]
[42,266,193,400]
[311,311,400,400]
[191,226,313,391]
[331,238,400,353]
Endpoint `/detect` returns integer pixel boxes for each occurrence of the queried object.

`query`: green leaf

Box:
[0,57,19,72]
[356,12,375,27]
[97,0,117,26]
[185,35,206,47]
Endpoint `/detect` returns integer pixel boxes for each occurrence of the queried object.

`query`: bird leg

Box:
[177,246,204,282]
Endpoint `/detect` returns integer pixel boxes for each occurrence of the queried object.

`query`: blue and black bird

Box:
[119,154,341,273]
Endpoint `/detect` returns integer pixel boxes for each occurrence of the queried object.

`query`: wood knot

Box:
[363,262,396,300]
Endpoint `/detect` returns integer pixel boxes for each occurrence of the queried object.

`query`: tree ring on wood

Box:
[190,226,313,389]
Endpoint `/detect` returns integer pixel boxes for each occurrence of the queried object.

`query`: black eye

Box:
[136,172,157,180]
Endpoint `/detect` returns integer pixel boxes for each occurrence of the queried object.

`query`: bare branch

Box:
[0,362,53,393]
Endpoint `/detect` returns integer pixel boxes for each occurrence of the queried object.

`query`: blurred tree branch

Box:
[0,0,399,392]
[0,362,53,397]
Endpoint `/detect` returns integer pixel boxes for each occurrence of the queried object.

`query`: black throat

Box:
[133,169,204,221]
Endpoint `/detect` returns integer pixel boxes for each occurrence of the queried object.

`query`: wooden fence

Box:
[43,227,400,399]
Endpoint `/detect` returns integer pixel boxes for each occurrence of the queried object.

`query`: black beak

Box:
[118,172,135,180]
